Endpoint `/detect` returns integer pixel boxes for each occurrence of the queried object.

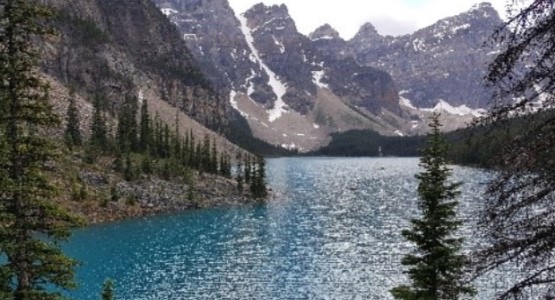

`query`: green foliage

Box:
[0,1,81,297]
[314,129,425,157]
[123,155,134,181]
[88,94,110,162]
[110,186,119,203]
[223,117,295,157]
[101,279,114,300]
[116,95,139,154]
[391,113,474,300]
[64,89,82,149]
[250,155,268,199]
[139,99,151,153]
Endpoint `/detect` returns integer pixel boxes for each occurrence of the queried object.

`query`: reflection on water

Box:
[65,157,506,299]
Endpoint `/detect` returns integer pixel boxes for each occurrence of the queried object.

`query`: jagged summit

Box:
[349,22,384,46]
[347,1,504,109]
[356,22,380,36]
[243,3,296,32]
[471,2,495,10]
[309,24,341,41]
[246,3,290,17]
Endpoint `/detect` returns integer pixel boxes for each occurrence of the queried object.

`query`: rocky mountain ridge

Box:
[343,2,503,109]
[155,0,502,151]
[156,0,411,151]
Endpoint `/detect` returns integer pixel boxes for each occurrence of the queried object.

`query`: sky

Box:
[227,0,509,39]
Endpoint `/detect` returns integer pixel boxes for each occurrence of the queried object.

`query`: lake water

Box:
[65,157,504,299]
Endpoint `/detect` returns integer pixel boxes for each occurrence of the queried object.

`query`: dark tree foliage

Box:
[139,99,151,153]
[244,156,251,184]
[473,1,555,299]
[250,155,268,199]
[116,95,139,153]
[64,89,82,149]
[0,0,81,298]
[101,279,114,300]
[89,96,109,151]
[391,113,474,300]
[236,153,244,193]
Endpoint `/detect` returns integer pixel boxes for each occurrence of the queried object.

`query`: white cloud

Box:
[228,0,510,39]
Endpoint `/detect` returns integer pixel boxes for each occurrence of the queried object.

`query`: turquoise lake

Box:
[64,157,510,299]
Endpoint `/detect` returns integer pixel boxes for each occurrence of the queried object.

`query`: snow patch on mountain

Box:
[311,36,335,41]
[399,91,417,109]
[422,100,485,117]
[237,13,288,122]
[273,36,285,53]
[160,8,177,16]
[312,70,329,89]
[230,90,250,119]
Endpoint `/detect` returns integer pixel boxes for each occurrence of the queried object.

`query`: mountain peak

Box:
[466,1,501,20]
[471,2,493,10]
[309,24,341,41]
[350,22,383,44]
[358,22,379,35]
[247,2,289,16]
[243,2,296,33]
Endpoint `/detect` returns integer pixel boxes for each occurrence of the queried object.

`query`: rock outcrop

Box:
[347,2,503,108]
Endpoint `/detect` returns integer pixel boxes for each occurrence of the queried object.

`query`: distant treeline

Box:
[310,109,555,168]
[310,130,425,157]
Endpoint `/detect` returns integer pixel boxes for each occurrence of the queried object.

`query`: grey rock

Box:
[346,2,503,108]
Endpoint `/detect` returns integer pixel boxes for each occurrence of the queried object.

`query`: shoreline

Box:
[60,169,265,225]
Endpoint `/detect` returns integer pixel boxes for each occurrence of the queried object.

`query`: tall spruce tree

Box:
[116,95,138,154]
[0,1,80,298]
[250,155,267,199]
[90,95,109,152]
[139,99,150,153]
[64,89,82,149]
[391,113,474,300]
[236,153,244,193]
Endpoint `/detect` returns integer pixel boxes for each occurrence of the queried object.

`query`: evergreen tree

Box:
[162,124,170,158]
[182,130,190,167]
[101,279,114,300]
[0,1,80,298]
[236,154,244,193]
[195,142,203,173]
[124,155,134,181]
[210,138,218,174]
[473,2,555,299]
[189,131,196,168]
[141,155,152,175]
[250,155,268,198]
[391,113,474,300]
[152,113,162,158]
[244,156,251,184]
[139,99,150,153]
[90,95,109,152]
[64,88,82,149]
[116,95,139,154]
[201,135,210,173]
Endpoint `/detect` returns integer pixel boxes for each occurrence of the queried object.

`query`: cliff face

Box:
[41,0,227,130]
